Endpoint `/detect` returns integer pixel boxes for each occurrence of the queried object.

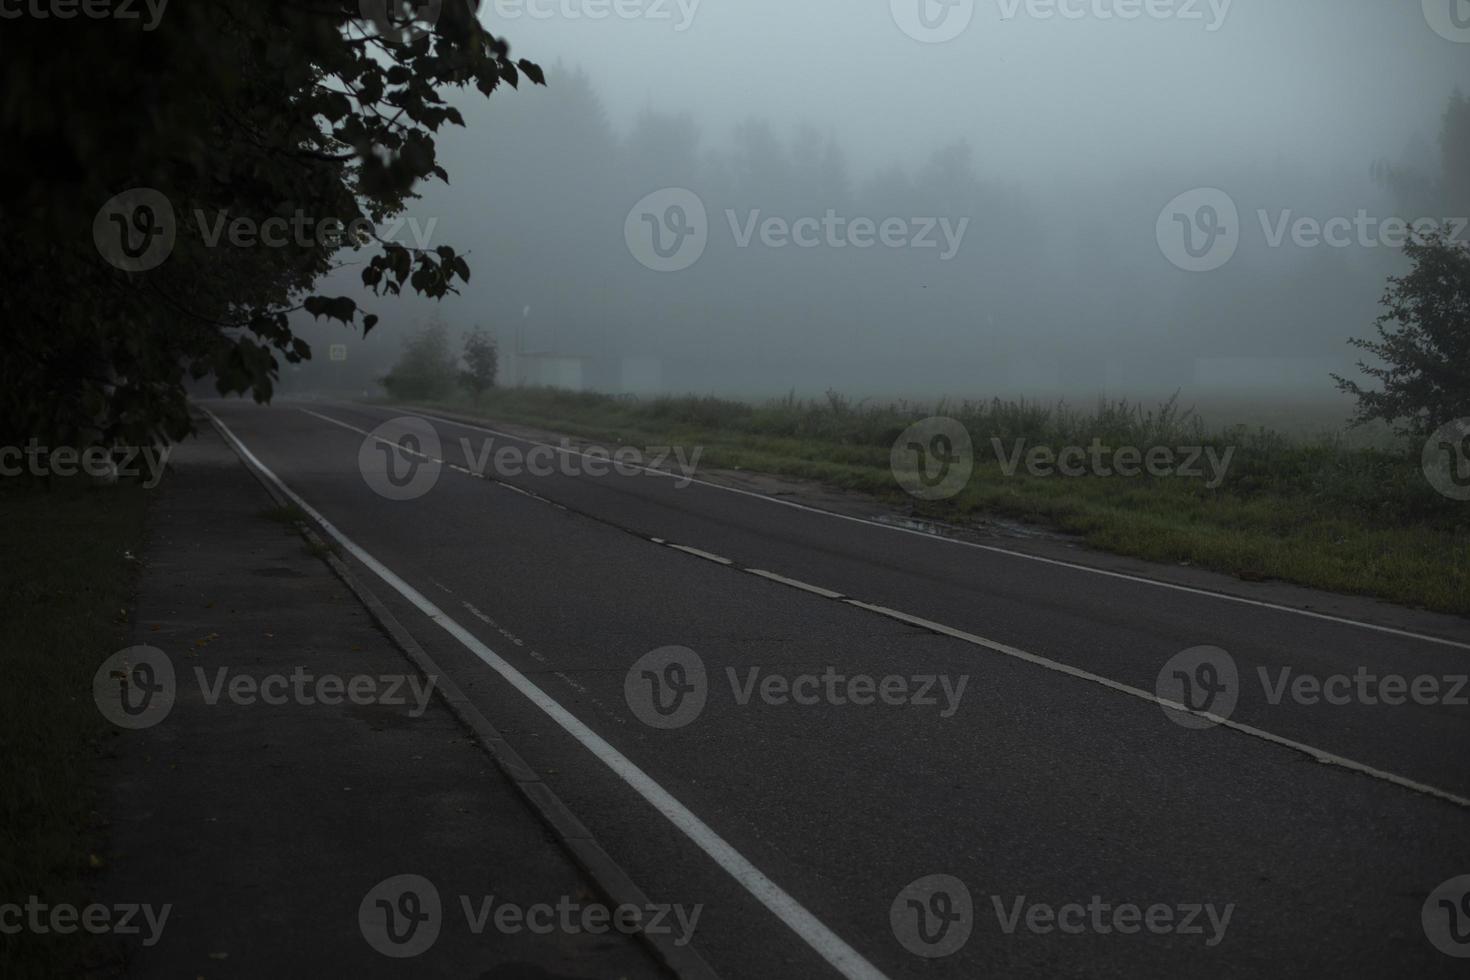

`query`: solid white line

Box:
[397,405,1470,652]
[292,404,1470,808]
[841,599,1470,809]
[205,408,889,980]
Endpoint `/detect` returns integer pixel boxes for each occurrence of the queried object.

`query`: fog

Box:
[285,0,1470,421]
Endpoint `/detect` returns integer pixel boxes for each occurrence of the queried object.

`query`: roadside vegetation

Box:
[383,234,1469,616]
[0,482,151,976]
[380,317,499,404]
[3,4,539,454]
[4,11,541,972]
[388,381,1466,615]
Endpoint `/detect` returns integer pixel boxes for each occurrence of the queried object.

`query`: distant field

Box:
[399,387,1469,616]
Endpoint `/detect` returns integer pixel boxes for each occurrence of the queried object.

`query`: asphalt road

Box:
[204,398,1470,979]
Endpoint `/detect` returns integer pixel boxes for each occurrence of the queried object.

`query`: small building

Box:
[508,351,662,395]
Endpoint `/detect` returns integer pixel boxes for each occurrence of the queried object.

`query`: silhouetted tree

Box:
[0,1,541,449]
[1373,90,1470,217]
[461,329,499,404]
[1334,233,1470,436]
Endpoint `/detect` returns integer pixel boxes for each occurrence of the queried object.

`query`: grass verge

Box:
[399,387,1470,616]
[0,481,151,977]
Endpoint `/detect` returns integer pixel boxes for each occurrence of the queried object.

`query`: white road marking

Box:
[206,408,890,980]
[839,600,1470,809]
[303,408,554,507]
[290,404,1470,808]
[555,671,589,694]
[747,568,846,600]
[499,482,540,500]
[398,406,1470,652]
[668,544,735,565]
[461,600,494,623]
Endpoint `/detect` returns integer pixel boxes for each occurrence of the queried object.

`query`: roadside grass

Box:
[0,481,150,977]
[402,387,1470,616]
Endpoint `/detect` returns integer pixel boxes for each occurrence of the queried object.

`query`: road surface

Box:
[203,398,1470,978]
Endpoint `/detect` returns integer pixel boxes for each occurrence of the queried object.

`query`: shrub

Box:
[380,320,458,402]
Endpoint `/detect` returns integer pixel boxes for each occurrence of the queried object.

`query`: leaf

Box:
[326,296,357,323]
[320,91,352,122]
[518,59,546,86]
[7,1,531,454]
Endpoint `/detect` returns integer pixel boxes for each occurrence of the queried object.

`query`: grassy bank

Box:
[403,386,1469,616]
[0,481,151,976]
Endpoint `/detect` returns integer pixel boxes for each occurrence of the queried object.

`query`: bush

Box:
[460,329,499,404]
[380,320,458,401]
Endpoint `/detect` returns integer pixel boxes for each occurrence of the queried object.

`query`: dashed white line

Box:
[668,544,735,566]
[399,405,1470,652]
[295,404,1470,809]
[555,671,589,694]
[746,568,846,600]
[462,600,494,624]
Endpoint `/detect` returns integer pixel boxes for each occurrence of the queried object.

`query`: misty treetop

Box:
[5,9,1468,451]
[349,65,1470,402]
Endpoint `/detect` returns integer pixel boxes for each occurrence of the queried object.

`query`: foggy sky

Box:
[290,0,1470,413]
[484,0,1465,183]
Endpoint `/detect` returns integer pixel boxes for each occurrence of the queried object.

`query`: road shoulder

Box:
[97,419,672,978]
